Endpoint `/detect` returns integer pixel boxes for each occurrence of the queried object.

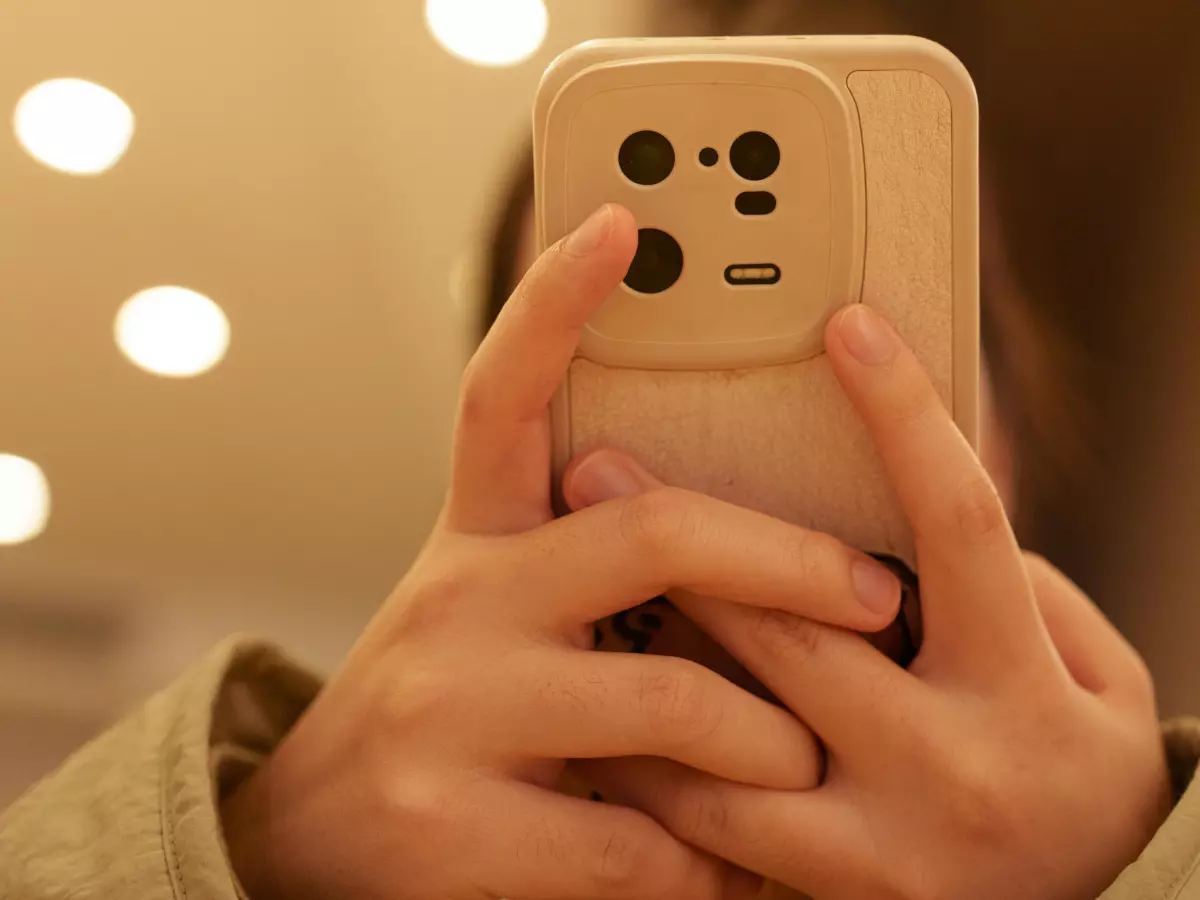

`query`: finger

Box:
[575,757,864,900]
[447,204,638,535]
[508,650,823,790]
[465,779,750,900]
[537,447,900,630]
[1025,553,1155,706]
[673,591,922,750]
[825,305,1044,667]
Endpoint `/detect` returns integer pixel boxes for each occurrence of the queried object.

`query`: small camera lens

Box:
[730,131,780,181]
[619,131,675,186]
[624,228,684,294]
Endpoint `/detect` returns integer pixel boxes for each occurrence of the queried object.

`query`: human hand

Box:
[221,207,904,900]
[567,303,1170,900]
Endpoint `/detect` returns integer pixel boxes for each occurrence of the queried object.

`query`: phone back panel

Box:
[536,38,978,569]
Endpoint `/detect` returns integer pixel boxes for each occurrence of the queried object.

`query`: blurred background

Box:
[0,0,1197,806]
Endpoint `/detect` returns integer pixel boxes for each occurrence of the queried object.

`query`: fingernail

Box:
[852,557,901,615]
[563,205,613,257]
[837,304,898,366]
[569,453,648,507]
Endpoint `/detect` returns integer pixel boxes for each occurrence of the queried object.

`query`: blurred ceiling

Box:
[0,0,648,704]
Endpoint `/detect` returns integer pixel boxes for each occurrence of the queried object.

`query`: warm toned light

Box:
[115,287,230,378]
[13,78,134,175]
[425,0,548,67]
[0,455,51,545]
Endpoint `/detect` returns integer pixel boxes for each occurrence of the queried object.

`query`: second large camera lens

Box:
[624,228,684,294]
[619,131,675,186]
[730,131,780,181]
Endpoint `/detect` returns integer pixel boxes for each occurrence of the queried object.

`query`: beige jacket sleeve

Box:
[0,637,319,900]
[3,636,1200,900]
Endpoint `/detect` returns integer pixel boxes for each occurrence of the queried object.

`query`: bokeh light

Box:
[0,455,51,545]
[115,287,231,378]
[13,78,134,175]
[425,0,548,67]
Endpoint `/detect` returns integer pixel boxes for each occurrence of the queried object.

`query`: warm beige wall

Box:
[0,0,649,797]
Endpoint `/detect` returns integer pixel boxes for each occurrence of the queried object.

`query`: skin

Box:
[223,206,1168,900]
[516,198,1015,672]
[565,311,1171,899]
[223,205,900,900]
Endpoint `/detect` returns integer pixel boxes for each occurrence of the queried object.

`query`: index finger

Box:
[446,204,637,535]
[825,304,1044,667]
[509,479,899,634]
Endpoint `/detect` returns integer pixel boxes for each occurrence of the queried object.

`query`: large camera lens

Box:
[624,228,684,294]
[730,131,780,181]
[619,131,675,186]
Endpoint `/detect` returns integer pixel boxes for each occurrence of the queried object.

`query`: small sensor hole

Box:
[699,147,718,167]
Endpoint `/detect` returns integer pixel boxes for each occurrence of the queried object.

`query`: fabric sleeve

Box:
[0,637,321,900]
[1101,716,1200,899]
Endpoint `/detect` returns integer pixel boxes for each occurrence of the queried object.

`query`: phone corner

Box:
[900,36,979,112]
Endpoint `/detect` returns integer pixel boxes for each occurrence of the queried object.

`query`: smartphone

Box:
[534,36,979,586]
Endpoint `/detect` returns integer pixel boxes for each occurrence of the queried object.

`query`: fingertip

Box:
[824,305,852,355]
[826,303,900,368]
[852,556,903,625]
[606,202,639,263]
[563,204,637,261]
[823,307,859,383]
[562,447,659,510]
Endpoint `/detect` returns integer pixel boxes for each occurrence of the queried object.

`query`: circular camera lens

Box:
[618,131,675,186]
[624,228,684,294]
[729,131,780,181]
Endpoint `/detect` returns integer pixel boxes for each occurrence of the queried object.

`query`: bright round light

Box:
[0,455,51,546]
[425,0,548,67]
[115,287,230,378]
[13,78,135,175]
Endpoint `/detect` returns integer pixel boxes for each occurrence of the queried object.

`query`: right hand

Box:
[221,204,902,900]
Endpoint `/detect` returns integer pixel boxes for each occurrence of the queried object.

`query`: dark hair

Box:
[481,144,535,341]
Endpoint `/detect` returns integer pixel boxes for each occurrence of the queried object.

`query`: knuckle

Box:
[890,373,939,432]
[749,607,826,666]
[673,790,730,845]
[1022,550,1052,572]
[591,828,646,892]
[456,361,498,428]
[779,530,832,590]
[393,560,479,638]
[1124,648,1158,706]
[382,772,460,831]
[944,757,1019,845]
[618,488,698,556]
[948,477,1009,546]
[637,663,720,742]
[1022,551,1061,593]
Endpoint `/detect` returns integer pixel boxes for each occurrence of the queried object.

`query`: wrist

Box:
[221,764,285,900]
[221,749,320,900]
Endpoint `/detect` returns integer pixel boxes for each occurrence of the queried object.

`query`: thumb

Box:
[562,447,661,510]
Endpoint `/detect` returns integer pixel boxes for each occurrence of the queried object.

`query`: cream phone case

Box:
[535,35,978,571]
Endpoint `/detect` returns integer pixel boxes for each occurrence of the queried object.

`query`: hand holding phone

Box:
[535,36,979,667]
[569,302,1167,900]
[221,207,899,900]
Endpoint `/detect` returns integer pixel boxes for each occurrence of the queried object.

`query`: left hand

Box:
[562,303,1170,900]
